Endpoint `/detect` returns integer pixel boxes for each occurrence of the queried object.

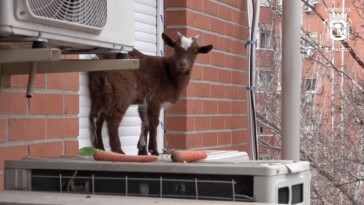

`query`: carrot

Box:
[171,150,208,162]
[93,150,158,162]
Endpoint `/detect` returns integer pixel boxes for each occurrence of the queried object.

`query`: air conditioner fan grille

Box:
[27,0,107,29]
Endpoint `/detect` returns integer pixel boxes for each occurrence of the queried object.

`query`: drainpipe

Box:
[247,0,260,160]
[281,0,302,161]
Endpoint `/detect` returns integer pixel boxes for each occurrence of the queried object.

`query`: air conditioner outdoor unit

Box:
[4,151,311,204]
[0,0,134,51]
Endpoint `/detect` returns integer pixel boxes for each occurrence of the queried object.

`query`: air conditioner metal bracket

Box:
[0,48,139,97]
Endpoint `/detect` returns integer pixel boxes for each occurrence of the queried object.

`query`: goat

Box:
[89,32,213,155]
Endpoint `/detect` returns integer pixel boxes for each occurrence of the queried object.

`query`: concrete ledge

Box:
[0,191,275,205]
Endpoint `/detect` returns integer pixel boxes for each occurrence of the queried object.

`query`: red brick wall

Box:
[0,55,79,190]
[164,0,250,151]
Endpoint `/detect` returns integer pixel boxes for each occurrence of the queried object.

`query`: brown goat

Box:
[89,32,213,155]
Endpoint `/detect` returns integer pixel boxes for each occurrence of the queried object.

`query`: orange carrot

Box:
[93,150,158,162]
[171,150,208,162]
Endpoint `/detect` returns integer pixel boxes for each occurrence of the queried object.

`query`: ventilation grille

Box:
[27,0,107,29]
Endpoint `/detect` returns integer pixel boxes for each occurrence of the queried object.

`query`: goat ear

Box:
[162,33,175,48]
[198,45,213,54]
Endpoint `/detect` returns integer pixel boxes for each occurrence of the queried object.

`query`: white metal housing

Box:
[0,0,134,51]
[4,151,310,204]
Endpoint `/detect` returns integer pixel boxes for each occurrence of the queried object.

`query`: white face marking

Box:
[180,36,193,51]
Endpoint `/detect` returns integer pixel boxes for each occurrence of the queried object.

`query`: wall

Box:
[0,0,251,190]
[164,0,250,151]
[0,55,79,190]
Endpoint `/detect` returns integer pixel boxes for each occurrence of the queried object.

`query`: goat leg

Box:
[105,106,127,154]
[90,113,105,150]
[147,103,161,156]
[94,113,106,150]
[137,103,149,155]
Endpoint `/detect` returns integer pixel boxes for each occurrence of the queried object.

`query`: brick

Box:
[232,130,248,144]
[65,94,79,114]
[210,18,226,34]
[224,85,238,99]
[232,70,246,85]
[186,1,203,11]
[219,5,232,20]
[195,13,211,30]
[9,118,46,141]
[232,101,247,114]
[185,82,195,97]
[231,41,245,55]
[194,82,210,97]
[203,100,218,114]
[29,142,63,158]
[218,69,232,83]
[202,33,219,48]
[191,65,203,80]
[0,119,7,141]
[238,86,247,100]
[164,0,187,7]
[218,101,232,114]
[165,116,194,131]
[29,93,63,114]
[186,133,203,148]
[203,132,218,146]
[195,116,211,131]
[0,145,27,169]
[203,66,218,82]
[164,133,186,149]
[218,131,232,145]
[48,73,79,90]
[226,23,239,38]
[224,38,234,52]
[10,74,46,88]
[211,51,225,67]
[238,0,247,10]
[232,116,248,129]
[65,140,79,156]
[225,115,236,129]
[166,99,187,114]
[166,11,189,26]
[47,118,79,138]
[225,55,240,69]
[203,0,218,16]
[211,116,225,129]
[0,92,27,114]
[186,99,203,114]
[196,51,211,64]
[211,84,225,98]
[222,0,240,7]
[232,9,248,26]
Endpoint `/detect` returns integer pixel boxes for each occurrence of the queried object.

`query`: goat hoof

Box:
[150,150,159,156]
[138,149,148,155]
[113,149,125,154]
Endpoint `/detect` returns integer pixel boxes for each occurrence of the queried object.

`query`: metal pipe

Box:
[246,0,260,160]
[281,0,302,161]
[26,62,37,98]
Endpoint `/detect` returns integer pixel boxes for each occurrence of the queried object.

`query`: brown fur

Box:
[89,32,213,155]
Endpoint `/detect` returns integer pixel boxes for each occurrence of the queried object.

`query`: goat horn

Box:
[192,35,200,40]
[177,31,183,38]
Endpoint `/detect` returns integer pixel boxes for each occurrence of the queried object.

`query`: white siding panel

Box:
[78,0,164,155]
